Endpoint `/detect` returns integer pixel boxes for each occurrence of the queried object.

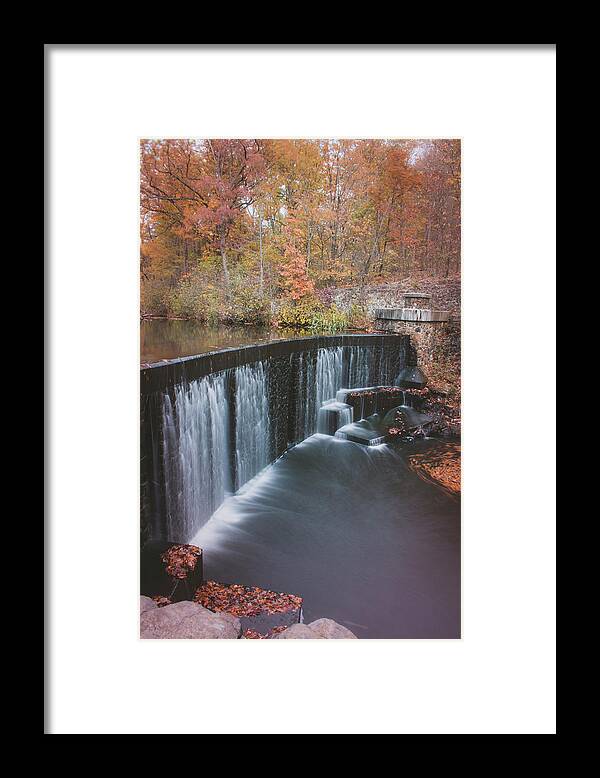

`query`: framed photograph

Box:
[46,44,556,735]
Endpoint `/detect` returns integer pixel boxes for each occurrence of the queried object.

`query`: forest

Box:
[140,138,460,330]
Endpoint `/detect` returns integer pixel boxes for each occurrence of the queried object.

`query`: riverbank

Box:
[408,443,461,495]
[140,596,358,639]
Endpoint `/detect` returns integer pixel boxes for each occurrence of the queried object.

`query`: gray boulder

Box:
[275,623,325,639]
[307,618,358,639]
[140,600,241,639]
[275,619,358,639]
[140,595,158,614]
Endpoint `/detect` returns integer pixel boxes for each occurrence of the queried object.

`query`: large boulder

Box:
[140,595,158,614]
[140,600,241,639]
[394,366,427,390]
[275,620,358,639]
[307,618,358,639]
[274,624,324,639]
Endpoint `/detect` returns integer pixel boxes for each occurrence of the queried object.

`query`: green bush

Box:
[224,283,271,326]
[309,305,348,334]
[166,276,219,321]
[140,278,170,316]
[277,297,323,329]
[277,298,348,333]
[347,303,369,330]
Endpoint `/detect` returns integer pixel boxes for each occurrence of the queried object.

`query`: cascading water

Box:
[314,347,344,424]
[347,345,371,388]
[235,362,271,488]
[146,337,406,543]
[294,347,345,436]
[294,351,313,443]
[162,372,230,542]
[317,401,353,435]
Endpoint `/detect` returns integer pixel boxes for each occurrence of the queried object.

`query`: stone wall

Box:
[376,317,461,399]
[403,293,432,309]
[331,277,461,401]
[331,277,461,319]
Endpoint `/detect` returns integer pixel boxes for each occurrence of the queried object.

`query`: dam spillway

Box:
[140,334,408,544]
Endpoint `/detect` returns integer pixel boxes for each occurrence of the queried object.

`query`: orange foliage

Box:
[140,139,461,312]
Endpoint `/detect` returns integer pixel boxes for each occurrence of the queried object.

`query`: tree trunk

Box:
[219,231,231,294]
[258,208,264,293]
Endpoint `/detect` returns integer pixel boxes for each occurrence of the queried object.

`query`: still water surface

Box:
[141,320,297,364]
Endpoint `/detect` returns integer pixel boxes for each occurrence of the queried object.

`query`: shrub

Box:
[277,297,323,329]
[223,283,271,326]
[309,305,348,334]
[347,303,370,330]
[166,274,221,321]
[140,278,170,317]
[277,297,349,333]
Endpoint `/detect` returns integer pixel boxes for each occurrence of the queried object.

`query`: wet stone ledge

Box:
[374,308,450,323]
[140,334,408,396]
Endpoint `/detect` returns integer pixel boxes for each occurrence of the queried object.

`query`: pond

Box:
[193,434,461,639]
[141,320,298,364]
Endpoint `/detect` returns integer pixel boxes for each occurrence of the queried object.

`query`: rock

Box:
[307,618,358,639]
[140,600,241,639]
[274,623,325,639]
[274,619,358,639]
[334,417,387,447]
[394,365,428,390]
[140,595,158,614]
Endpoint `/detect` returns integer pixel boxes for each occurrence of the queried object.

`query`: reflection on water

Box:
[193,434,461,639]
[141,320,303,364]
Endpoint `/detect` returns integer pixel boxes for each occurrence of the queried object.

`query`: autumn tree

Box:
[276,216,314,301]
[141,139,267,294]
[140,138,461,319]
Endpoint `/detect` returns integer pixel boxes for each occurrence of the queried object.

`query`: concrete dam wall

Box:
[140,334,408,544]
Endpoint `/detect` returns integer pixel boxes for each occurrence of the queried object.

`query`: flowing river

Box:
[193,434,460,639]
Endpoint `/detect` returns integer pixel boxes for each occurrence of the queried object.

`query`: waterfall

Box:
[292,347,345,438]
[235,362,270,488]
[147,338,405,543]
[295,351,315,442]
[317,401,353,435]
[347,345,371,388]
[295,352,307,442]
[162,372,230,542]
[315,347,344,422]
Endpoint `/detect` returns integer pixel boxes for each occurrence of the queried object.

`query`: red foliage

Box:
[194,580,302,618]
[161,544,201,579]
[152,596,172,608]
